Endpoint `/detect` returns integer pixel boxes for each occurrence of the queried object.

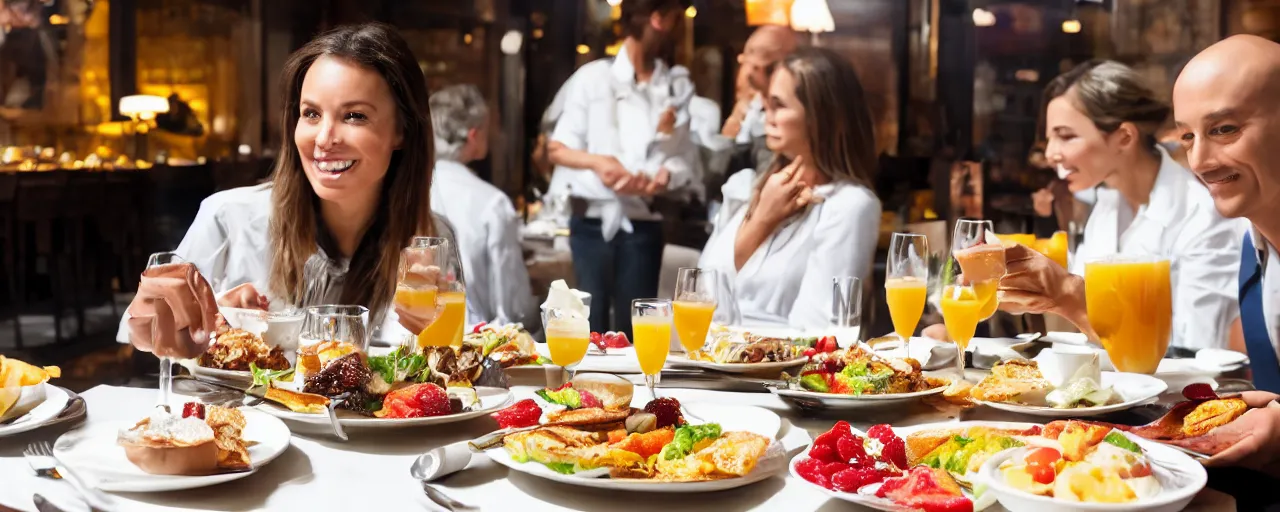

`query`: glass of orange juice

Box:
[543,307,590,379]
[632,299,673,400]
[673,268,718,354]
[1084,256,1172,374]
[940,273,984,381]
[952,219,1005,321]
[398,237,468,349]
[886,233,929,352]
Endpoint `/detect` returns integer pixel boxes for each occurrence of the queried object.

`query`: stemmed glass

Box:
[672,268,719,355]
[543,306,590,380]
[952,219,1005,320]
[631,299,673,400]
[145,251,183,408]
[885,233,929,354]
[939,271,983,381]
[397,237,467,348]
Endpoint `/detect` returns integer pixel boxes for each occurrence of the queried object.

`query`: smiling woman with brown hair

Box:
[698,47,882,330]
[118,22,455,357]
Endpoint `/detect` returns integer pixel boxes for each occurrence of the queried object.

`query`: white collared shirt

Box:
[1071,147,1244,350]
[697,180,881,330]
[548,43,696,240]
[1251,226,1280,359]
[736,95,766,145]
[116,183,456,345]
[430,159,536,327]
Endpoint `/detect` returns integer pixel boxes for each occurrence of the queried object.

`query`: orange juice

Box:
[545,317,590,368]
[1084,259,1171,374]
[673,301,716,353]
[996,233,1037,247]
[417,291,467,348]
[394,284,437,314]
[940,285,984,350]
[886,277,928,340]
[1045,231,1069,268]
[955,244,1006,283]
[974,279,999,319]
[632,316,672,375]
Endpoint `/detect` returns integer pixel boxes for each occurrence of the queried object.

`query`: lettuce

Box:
[659,424,723,461]
[367,346,427,384]
[543,462,576,474]
[1103,431,1142,453]
[249,363,294,387]
[835,364,893,395]
[800,374,829,392]
[536,387,583,409]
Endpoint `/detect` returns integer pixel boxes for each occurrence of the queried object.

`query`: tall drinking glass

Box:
[145,251,183,408]
[952,219,1005,320]
[1084,256,1172,374]
[885,233,929,351]
[831,276,863,349]
[632,299,673,400]
[543,307,590,379]
[939,271,983,381]
[398,237,467,349]
[300,305,372,352]
[672,268,718,354]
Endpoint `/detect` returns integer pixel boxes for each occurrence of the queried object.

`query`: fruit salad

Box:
[999,421,1162,503]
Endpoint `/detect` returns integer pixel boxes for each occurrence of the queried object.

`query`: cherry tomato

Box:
[472,321,487,334]
[804,348,818,358]
[1029,464,1056,485]
[1025,447,1062,468]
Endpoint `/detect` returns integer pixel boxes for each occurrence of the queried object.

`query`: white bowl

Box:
[219,307,305,361]
[979,438,1206,512]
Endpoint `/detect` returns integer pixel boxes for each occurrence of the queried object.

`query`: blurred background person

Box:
[429,84,536,329]
[699,47,881,329]
[1040,60,1242,350]
[546,0,694,336]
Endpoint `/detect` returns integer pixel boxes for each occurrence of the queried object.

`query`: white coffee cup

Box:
[1043,344,1101,387]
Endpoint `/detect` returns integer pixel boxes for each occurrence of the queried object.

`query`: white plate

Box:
[52,408,292,492]
[178,360,255,385]
[0,384,69,438]
[486,403,785,492]
[253,386,513,427]
[974,372,1167,417]
[665,354,808,374]
[769,382,949,411]
[980,433,1207,512]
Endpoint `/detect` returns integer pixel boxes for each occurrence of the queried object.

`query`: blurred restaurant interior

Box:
[0,0,1276,389]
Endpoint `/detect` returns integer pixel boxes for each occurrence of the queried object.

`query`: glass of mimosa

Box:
[673,268,718,354]
[940,272,984,381]
[1084,256,1172,374]
[543,307,590,379]
[632,299,673,400]
[886,233,929,352]
[397,237,468,349]
[952,219,1005,321]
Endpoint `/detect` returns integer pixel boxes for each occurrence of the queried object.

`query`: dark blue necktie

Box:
[1241,232,1280,393]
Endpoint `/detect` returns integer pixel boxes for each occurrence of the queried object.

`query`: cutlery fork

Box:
[24,441,113,512]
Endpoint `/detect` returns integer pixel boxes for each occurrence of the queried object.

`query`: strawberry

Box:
[837,435,869,465]
[831,466,883,493]
[491,398,542,429]
[578,389,602,409]
[412,383,453,417]
[813,428,843,451]
[181,402,205,420]
[829,420,854,438]
[882,436,908,470]
[820,462,850,478]
[794,457,826,484]
[589,332,604,351]
[606,332,631,348]
[808,443,838,463]
[804,347,817,358]
[866,424,898,446]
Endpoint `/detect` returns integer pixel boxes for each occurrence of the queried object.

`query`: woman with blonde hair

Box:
[119,23,453,357]
[698,47,881,329]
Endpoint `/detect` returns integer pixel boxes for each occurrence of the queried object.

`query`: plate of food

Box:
[250,341,513,428]
[666,330,814,374]
[0,356,67,438]
[971,360,1166,417]
[481,374,784,492]
[53,402,291,492]
[791,421,980,512]
[467,323,553,368]
[180,326,293,384]
[1088,383,1261,459]
[980,420,1207,512]
[768,344,949,410]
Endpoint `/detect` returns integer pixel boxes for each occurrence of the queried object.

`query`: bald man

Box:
[996,35,1280,477]
[720,25,797,182]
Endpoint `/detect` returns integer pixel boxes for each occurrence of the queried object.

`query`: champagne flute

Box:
[885,233,929,355]
[952,219,1004,320]
[939,269,983,382]
[672,268,718,355]
[145,251,183,408]
[632,299,673,400]
[543,306,590,380]
[398,237,467,349]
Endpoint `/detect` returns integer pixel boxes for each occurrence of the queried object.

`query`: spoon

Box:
[326,392,352,441]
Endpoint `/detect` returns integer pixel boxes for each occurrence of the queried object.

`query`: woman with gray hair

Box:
[429,84,536,328]
[1027,60,1243,350]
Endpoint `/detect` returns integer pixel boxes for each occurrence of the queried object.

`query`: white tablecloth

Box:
[0,385,1238,512]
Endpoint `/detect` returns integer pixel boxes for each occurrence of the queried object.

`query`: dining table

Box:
[0,373,1244,512]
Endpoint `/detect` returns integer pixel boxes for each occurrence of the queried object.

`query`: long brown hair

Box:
[269,22,435,317]
[748,47,877,218]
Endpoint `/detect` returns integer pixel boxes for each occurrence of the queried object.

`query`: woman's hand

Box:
[1032,187,1055,218]
[751,157,812,226]
[394,254,448,335]
[217,283,269,310]
[125,263,220,359]
[998,244,1094,337]
[1205,391,1280,478]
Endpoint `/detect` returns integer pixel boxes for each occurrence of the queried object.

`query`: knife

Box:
[32,494,66,512]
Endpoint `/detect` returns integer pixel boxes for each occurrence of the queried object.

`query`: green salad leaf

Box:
[543,462,576,474]
[800,374,829,393]
[249,363,295,387]
[1103,431,1142,453]
[659,424,723,461]
[836,364,893,395]
[367,345,428,384]
[536,387,583,409]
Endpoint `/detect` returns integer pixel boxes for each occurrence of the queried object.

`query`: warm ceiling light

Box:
[119,95,170,120]
[48,14,69,25]
[500,30,523,55]
[1062,19,1082,33]
[972,8,996,27]
[606,0,622,5]
[791,0,834,34]
[685,6,697,18]
[532,28,544,39]
[463,33,474,45]
[576,44,590,55]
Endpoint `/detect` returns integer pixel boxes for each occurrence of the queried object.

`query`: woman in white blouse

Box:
[1039,60,1242,350]
[698,48,882,330]
[121,23,451,356]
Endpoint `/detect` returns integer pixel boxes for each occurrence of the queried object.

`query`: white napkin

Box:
[414,441,475,481]
[541,280,588,320]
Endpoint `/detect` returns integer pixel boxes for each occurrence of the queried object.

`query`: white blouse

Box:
[1071,146,1244,350]
[698,178,882,330]
[116,182,456,345]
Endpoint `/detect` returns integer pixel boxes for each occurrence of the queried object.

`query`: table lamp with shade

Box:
[790,0,834,45]
[119,94,169,162]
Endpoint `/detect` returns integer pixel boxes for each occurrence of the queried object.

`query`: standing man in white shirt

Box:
[547,0,695,337]
[429,84,536,328]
